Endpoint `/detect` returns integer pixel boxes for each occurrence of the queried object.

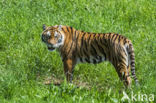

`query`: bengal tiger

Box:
[41,24,139,88]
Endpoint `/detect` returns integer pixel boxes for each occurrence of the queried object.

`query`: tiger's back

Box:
[41,25,138,88]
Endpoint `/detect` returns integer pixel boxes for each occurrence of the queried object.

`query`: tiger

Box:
[41,24,139,88]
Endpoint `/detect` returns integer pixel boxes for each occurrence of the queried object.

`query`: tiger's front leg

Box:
[63,58,76,83]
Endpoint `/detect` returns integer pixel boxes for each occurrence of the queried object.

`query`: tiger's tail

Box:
[128,42,139,85]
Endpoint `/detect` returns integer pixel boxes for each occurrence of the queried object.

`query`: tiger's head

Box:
[41,24,65,51]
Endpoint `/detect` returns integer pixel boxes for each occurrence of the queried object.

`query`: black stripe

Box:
[80,33,86,50]
[121,36,124,39]
[66,27,70,33]
[70,27,73,34]
[74,30,77,41]
[123,49,128,57]
[77,53,81,59]
[98,56,102,63]
[117,52,127,62]
[112,56,116,65]
[62,27,75,61]
[118,47,127,61]
[114,34,118,41]
[108,33,111,39]
[84,40,88,51]
[85,58,90,63]
[80,58,83,62]
[71,27,73,40]
[98,34,101,40]
[112,56,118,66]
[81,33,86,47]
[111,34,115,40]
[132,72,135,75]
[103,35,107,43]
[123,38,127,45]
[120,47,128,57]
[129,43,132,47]
[118,35,121,43]
[93,33,96,38]
[80,33,86,56]
[87,34,92,44]
[95,39,106,61]
[83,49,89,59]
[119,58,127,66]
[93,59,97,64]
[100,36,105,44]
[75,31,78,52]
[83,33,88,51]
[130,55,134,59]
[131,61,135,65]
[97,33,100,40]
[62,27,66,33]
[63,43,73,61]
[103,33,107,38]
[98,46,106,60]
[94,38,106,59]
[103,33,106,36]
[91,44,97,56]
[100,38,108,50]
[131,57,135,60]
[128,51,133,54]
[76,32,79,42]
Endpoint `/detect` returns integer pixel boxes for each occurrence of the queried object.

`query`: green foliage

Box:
[0,0,156,102]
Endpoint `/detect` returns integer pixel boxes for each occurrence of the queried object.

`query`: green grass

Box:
[0,0,156,102]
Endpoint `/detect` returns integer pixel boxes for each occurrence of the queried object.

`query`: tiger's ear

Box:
[58,25,62,31]
[43,24,46,30]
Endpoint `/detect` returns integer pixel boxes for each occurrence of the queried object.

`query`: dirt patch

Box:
[43,75,91,89]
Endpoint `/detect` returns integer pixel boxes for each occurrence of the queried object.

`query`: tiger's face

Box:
[41,25,65,51]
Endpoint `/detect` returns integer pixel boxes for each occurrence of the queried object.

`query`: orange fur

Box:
[41,25,138,87]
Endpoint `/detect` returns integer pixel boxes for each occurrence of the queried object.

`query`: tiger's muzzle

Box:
[47,44,55,51]
[41,35,55,51]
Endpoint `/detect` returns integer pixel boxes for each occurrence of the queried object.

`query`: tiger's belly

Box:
[76,56,106,64]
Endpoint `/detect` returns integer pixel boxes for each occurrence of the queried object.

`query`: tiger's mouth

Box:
[47,44,55,51]
[47,46,55,51]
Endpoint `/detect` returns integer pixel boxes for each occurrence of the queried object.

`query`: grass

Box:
[0,0,156,102]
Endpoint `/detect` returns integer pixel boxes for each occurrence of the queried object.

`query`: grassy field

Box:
[0,0,156,102]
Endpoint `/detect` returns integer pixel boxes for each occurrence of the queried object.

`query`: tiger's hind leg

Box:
[115,62,132,88]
